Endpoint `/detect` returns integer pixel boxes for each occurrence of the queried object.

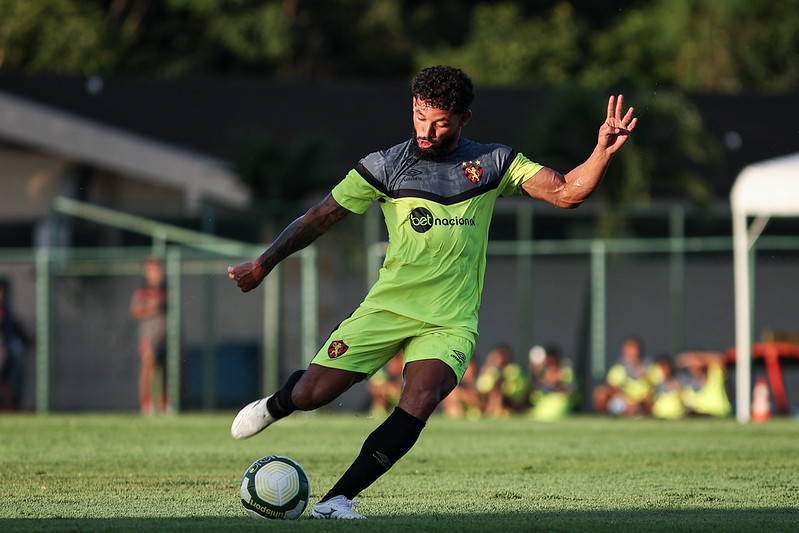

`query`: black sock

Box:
[322,407,425,501]
[266,370,305,419]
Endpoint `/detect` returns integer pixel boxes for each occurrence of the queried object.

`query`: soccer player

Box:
[228,65,638,519]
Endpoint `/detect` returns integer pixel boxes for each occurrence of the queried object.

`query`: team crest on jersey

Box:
[328,340,349,358]
[462,160,483,183]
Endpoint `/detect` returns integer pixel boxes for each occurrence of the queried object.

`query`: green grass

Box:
[1,412,798,532]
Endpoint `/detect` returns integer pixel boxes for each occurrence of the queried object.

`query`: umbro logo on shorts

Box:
[450,350,466,367]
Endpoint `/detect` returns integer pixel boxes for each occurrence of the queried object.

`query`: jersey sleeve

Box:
[498,152,544,197]
[331,168,384,214]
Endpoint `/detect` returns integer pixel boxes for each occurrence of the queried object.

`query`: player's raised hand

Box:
[228,261,265,293]
[598,94,637,155]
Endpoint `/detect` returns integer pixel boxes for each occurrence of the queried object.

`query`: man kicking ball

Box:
[228,65,637,519]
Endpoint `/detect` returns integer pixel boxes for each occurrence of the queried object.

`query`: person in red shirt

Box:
[130,257,168,414]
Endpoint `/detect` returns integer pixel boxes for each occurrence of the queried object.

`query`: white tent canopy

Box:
[731,152,799,422]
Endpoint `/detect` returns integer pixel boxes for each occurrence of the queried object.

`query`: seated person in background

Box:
[527,344,576,421]
[366,351,403,417]
[441,358,481,419]
[593,336,653,416]
[676,350,732,418]
[476,345,524,417]
[649,356,685,420]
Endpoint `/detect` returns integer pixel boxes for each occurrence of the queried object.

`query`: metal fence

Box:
[22,197,319,413]
[3,198,799,414]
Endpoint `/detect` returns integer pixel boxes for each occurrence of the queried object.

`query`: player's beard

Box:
[410,131,458,161]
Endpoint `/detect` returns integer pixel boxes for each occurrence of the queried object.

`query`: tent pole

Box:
[733,211,752,423]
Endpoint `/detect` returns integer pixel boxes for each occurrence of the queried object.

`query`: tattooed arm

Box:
[228,193,351,292]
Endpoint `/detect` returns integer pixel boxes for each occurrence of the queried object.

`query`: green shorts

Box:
[311,306,476,382]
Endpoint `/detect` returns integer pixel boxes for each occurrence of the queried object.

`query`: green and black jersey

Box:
[332,137,543,334]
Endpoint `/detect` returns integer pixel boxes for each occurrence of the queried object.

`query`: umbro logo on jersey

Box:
[400,168,423,181]
[409,207,476,234]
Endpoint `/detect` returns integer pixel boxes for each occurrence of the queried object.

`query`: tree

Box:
[415,2,586,87]
[2,0,798,93]
[521,88,722,236]
[234,131,339,220]
[0,0,117,73]
[581,0,799,93]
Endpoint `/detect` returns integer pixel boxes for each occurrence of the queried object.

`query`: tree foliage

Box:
[582,0,799,93]
[0,0,117,73]
[0,0,791,222]
[415,2,586,87]
[521,88,722,236]
[1,0,797,92]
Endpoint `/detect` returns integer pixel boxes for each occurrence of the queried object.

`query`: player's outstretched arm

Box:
[228,193,351,292]
[522,94,637,209]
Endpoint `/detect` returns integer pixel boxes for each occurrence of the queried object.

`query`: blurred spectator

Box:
[130,257,168,415]
[441,358,481,419]
[593,336,653,416]
[526,344,576,421]
[676,350,732,417]
[476,345,526,417]
[649,356,685,420]
[367,351,403,417]
[0,278,30,410]
[475,345,511,417]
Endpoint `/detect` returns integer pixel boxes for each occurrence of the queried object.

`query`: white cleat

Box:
[230,395,276,439]
[311,495,366,519]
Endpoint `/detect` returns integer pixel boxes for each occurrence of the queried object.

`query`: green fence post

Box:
[516,205,534,357]
[301,247,319,367]
[263,264,280,395]
[201,258,216,411]
[166,247,182,413]
[669,206,686,355]
[35,246,52,414]
[590,240,607,390]
[201,207,217,410]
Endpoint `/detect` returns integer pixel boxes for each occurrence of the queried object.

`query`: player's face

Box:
[411,97,471,159]
[621,339,641,364]
[144,260,164,286]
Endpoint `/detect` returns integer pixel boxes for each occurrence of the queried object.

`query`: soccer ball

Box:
[240,455,310,520]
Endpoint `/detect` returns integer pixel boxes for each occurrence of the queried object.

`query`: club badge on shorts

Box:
[328,340,349,358]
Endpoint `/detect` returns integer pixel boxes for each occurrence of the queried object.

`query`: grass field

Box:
[1,412,798,532]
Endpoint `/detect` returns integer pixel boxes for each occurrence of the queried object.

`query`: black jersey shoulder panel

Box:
[355,139,517,205]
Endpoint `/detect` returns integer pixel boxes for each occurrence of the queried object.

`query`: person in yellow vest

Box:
[593,336,653,416]
[676,350,732,417]
[527,345,576,421]
[476,345,520,417]
[649,356,686,420]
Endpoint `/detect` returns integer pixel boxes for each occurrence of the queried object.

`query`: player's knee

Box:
[289,374,350,411]
[290,366,365,411]
[398,388,442,420]
[289,385,326,411]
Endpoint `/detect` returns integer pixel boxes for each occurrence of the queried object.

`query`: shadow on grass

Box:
[3,508,798,533]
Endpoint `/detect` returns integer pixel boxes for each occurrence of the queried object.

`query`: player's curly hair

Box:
[411,65,474,114]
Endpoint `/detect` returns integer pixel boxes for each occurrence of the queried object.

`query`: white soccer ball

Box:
[240,455,310,520]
